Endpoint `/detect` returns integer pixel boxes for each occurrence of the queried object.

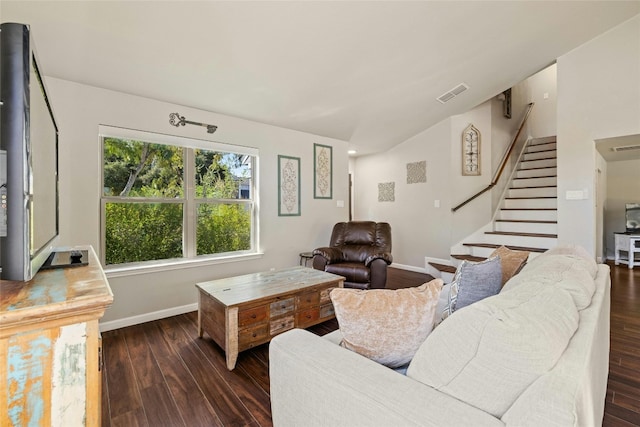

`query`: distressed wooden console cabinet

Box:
[0,247,113,426]
[196,266,344,370]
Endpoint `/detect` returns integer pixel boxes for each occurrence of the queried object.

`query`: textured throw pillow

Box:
[441,256,502,319]
[330,278,443,368]
[489,245,530,286]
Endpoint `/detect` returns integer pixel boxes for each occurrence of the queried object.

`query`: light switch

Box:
[336,200,344,208]
[434,200,440,208]
[565,190,587,200]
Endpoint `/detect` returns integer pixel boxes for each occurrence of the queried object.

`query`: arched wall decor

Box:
[462,124,481,176]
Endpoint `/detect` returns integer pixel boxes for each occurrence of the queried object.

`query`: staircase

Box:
[430,136,558,278]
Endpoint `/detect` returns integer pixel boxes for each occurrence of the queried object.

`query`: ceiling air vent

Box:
[437,83,469,104]
[611,144,640,152]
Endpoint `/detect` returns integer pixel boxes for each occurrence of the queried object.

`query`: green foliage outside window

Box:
[197,204,251,255]
[105,203,183,265]
[103,137,253,265]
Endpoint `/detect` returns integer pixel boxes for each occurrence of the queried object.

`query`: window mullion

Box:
[184,148,196,258]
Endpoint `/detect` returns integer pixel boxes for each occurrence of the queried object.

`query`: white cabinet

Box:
[614,233,640,269]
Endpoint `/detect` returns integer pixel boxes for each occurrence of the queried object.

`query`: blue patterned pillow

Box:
[441,256,502,319]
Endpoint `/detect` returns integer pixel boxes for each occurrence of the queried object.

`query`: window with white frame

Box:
[100,126,257,266]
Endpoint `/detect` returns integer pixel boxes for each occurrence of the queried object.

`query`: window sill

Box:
[104,252,264,279]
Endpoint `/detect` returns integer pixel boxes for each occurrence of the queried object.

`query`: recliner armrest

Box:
[365,252,393,266]
[313,247,343,264]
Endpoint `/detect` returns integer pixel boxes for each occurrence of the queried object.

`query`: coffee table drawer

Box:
[297,307,320,327]
[270,297,295,317]
[239,306,268,327]
[319,287,335,304]
[270,315,295,336]
[296,291,320,309]
[239,323,269,349]
[319,303,335,319]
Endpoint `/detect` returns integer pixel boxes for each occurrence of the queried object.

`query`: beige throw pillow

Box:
[330,278,443,368]
[489,245,529,286]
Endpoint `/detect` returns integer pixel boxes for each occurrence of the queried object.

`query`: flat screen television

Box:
[0,23,60,281]
[627,203,640,234]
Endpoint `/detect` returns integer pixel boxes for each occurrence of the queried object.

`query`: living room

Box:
[2,1,638,330]
[1,1,640,426]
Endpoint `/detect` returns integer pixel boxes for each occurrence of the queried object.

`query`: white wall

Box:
[449,102,493,245]
[490,81,531,212]
[605,159,640,258]
[353,118,453,264]
[352,101,493,266]
[557,15,640,256]
[45,78,348,325]
[526,64,557,139]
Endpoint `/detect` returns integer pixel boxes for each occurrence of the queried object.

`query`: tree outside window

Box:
[102,136,255,266]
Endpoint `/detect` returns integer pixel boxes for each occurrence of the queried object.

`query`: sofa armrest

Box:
[364,252,393,266]
[269,329,504,427]
[312,247,343,264]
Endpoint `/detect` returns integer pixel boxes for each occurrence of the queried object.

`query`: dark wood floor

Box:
[604,261,640,427]
[102,264,639,426]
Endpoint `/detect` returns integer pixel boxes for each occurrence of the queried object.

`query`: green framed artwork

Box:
[313,143,332,199]
[278,155,301,216]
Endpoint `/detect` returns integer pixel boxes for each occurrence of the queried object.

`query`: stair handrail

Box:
[451,102,535,212]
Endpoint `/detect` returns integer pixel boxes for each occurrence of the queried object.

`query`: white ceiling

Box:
[3,1,639,156]
[596,134,640,162]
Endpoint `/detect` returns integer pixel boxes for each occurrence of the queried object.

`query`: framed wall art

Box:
[462,124,481,176]
[278,155,301,216]
[313,143,332,199]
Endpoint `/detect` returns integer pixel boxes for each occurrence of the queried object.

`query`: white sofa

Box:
[269,246,611,426]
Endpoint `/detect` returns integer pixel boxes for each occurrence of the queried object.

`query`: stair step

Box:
[503,197,557,209]
[511,176,558,188]
[494,218,557,234]
[512,176,557,188]
[528,137,556,146]
[485,231,557,238]
[500,208,557,210]
[526,144,557,154]
[525,148,556,155]
[520,156,557,162]
[462,243,547,253]
[451,254,486,262]
[509,185,557,190]
[519,158,557,170]
[516,167,557,179]
[508,187,557,198]
[522,150,557,161]
[505,196,556,200]
[495,219,557,224]
[498,208,557,221]
[514,175,557,180]
[428,262,457,274]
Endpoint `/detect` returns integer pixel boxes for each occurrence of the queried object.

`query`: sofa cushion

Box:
[502,252,596,310]
[489,245,529,286]
[441,256,502,320]
[330,278,443,368]
[407,286,579,418]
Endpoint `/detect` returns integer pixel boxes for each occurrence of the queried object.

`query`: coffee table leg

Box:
[197,292,204,338]
[225,307,239,370]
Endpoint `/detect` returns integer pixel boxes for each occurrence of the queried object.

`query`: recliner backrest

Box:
[329,221,391,263]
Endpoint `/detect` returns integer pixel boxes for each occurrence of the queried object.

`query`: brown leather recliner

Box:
[312,221,392,290]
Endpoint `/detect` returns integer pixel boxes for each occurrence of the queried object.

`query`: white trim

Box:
[98,124,259,156]
[424,256,452,268]
[99,303,198,332]
[390,262,427,274]
[105,252,263,278]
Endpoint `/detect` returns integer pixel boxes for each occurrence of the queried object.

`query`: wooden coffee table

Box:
[196,266,344,370]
